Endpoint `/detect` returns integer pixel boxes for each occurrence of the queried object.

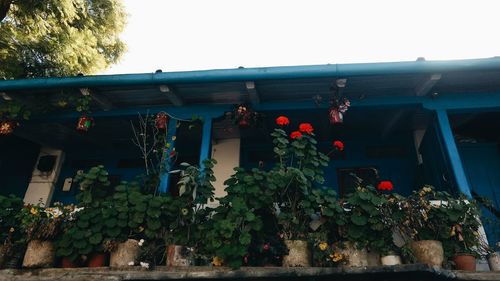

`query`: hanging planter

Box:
[0,120,17,136]
[76,115,94,132]
[233,104,260,128]
[328,97,350,125]
[155,112,169,130]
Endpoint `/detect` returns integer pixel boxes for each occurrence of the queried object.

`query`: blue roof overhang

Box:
[1,57,500,110]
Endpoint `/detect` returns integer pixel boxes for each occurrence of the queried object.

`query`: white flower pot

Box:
[488,252,500,271]
[381,255,402,266]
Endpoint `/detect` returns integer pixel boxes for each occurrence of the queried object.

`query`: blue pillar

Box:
[435,109,472,198]
[199,117,213,168]
[158,118,178,193]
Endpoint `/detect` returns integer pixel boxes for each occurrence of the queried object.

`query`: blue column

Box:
[435,109,472,198]
[158,118,178,193]
[199,117,213,168]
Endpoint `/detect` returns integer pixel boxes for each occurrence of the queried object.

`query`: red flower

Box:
[333,140,344,151]
[243,255,249,264]
[263,243,270,251]
[290,131,303,139]
[298,123,314,134]
[377,181,394,191]
[275,116,290,126]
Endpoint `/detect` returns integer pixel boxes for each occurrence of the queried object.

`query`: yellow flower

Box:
[138,226,144,232]
[212,256,223,267]
[181,208,189,216]
[318,242,328,251]
[30,207,38,215]
[9,227,14,233]
[330,252,343,262]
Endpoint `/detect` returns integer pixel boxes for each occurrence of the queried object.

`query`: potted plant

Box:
[0,100,31,136]
[18,203,68,268]
[107,182,150,267]
[0,195,24,268]
[203,166,275,269]
[399,186,450,267]
[339,186,381,267]
[379,193,405,266]
[438,196,482,271]
[55,165,115,267]
[164,159,217,266]
[270,120,331,267]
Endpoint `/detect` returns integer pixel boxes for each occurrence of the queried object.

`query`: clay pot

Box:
[341,242,368,267]
[166,245,194,267]
[410,240,444,267]
[488,252,500,271]
[22,240,55,268]
[87,253,108,267]
[282,240,311,267]
[453,254,476,271]
[110,239,140,267]
[381,255,402,266]
[61,257,80,268]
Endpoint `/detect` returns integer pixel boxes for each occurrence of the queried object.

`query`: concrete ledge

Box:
[0,264,499,281]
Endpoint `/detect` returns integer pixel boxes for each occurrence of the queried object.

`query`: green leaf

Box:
[89,233,103,245]
[351,214,368,226]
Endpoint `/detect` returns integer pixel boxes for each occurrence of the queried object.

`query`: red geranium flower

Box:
[377,181,394,191]
[299,123,314,134]
[290,131,303,139]
[275,116,290,126]
[333,140,344,151]
[263,243,270,251]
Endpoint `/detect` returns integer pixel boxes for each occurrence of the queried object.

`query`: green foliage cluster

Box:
[398,186,483,258]
[0,195,23,244]
[202,125,344,268]
[0,0,127,79]
[0,100,31,120]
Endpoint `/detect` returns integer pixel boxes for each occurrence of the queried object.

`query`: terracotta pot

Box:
[410,240,444,267]
[341,242,368,267]
[61,257,80,268]
[166,245,194,267]
[22,240,55,268]
[110,239,140,267]
[87,253,108,267]
[282,240,311,267]
[488,252,500,271]
[453,254,476,271]
[381,255,402,266]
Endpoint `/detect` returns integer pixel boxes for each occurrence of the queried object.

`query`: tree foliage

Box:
[0,0,126,79]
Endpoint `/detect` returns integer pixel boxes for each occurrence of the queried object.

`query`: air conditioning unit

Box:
[23,148,65,206]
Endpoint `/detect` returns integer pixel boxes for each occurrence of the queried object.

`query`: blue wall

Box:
[51,148,144,205]
[240,130,419,196]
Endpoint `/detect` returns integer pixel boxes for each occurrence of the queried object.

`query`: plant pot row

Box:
[4,239,195,269]
[4,239,500,272]
[287,239,500,271]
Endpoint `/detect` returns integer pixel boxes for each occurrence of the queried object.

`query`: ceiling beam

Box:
[159,85,184,106]
[79,88,113,111]
[415,74,441,96]
[245,81,260,105]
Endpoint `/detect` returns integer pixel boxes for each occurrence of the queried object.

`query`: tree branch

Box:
[0,0,12,22]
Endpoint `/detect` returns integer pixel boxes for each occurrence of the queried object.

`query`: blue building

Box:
[0,57,499,245]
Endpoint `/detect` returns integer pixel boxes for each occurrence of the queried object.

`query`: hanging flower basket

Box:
[0,120,17,136]
[76,115,94,132]
[155,112,169,130]
[328,98,350,125]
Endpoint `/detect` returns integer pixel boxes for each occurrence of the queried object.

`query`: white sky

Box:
[104,0,500,75]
